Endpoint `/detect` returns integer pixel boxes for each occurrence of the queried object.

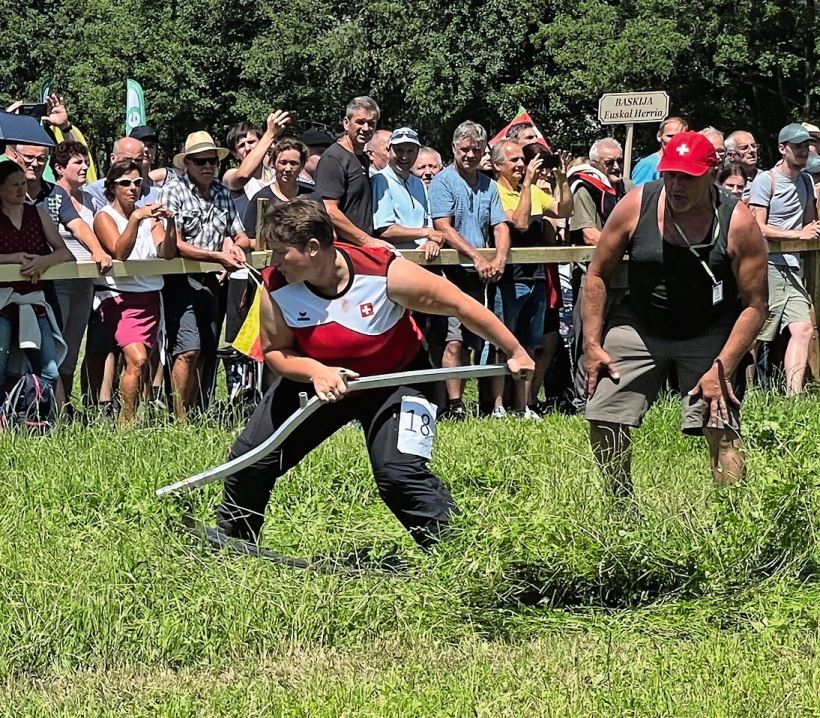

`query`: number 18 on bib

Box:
[397,396,437,459]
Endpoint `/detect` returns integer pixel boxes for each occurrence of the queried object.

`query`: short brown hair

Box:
[272,138,308,165]
[50,141,89,176]
[259,197,333,251]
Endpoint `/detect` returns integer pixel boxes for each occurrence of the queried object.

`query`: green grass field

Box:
[2,389,820,716]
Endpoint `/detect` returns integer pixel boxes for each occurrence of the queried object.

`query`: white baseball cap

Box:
[389,127,421,146]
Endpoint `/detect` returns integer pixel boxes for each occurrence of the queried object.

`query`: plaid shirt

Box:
[160,173,245,251]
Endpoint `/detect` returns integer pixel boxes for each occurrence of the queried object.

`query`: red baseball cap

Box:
[657,131,718,176]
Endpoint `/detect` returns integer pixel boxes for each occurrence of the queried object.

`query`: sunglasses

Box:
[188,156,219,166]
[603,158,624,167]
[113,177,144,188]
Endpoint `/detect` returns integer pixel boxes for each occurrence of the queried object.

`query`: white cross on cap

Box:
[676,143,690,156]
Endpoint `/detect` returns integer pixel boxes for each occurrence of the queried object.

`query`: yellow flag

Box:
[231,283,264,362]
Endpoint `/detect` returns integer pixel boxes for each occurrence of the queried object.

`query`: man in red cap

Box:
[582,131,768,495]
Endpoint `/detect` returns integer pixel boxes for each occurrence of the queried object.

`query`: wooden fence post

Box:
[804,249,820,381]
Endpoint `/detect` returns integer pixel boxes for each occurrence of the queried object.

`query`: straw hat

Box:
[801,122,820,141]
[173,131,230,170]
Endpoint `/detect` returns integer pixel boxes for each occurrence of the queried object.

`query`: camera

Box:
[19,103,47,119]
[522,142,561,170]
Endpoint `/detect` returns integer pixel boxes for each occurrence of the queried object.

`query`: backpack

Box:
[1,374,58,434]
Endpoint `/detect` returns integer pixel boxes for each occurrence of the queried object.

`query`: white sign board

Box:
[598,91,670,125]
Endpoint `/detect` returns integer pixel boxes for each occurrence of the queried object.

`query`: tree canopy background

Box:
[2,0,816,167]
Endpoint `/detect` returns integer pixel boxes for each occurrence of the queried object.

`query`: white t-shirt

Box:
[94,204,164,293]
[59,191,96,261]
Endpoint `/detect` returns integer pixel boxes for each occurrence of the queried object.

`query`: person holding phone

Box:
[5,94,79,145]
[489,140,573,418]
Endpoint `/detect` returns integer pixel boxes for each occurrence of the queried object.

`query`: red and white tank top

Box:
[262,243,422,376]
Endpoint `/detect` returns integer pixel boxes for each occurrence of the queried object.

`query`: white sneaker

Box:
[490,406,507,419]
[515,407,541,420]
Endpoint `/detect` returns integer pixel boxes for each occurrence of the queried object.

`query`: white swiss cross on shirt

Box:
[676,144,690,156]
[359,302,374,318]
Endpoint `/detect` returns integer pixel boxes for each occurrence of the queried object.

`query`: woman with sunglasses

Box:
[93,160,177,425]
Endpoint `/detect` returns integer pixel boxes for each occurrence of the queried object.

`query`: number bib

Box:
[397,395,437,459]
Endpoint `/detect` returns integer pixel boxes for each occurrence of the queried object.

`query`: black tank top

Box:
[627,180,739,339]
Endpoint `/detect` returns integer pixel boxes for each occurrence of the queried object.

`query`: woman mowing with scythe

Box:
[216,197,533,549]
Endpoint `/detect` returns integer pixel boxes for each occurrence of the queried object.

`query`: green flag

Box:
[39,77,52,104]
[40,78,55,181]
[125,79,146,133]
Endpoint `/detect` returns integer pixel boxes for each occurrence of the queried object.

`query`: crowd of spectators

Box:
[1,92,819,428]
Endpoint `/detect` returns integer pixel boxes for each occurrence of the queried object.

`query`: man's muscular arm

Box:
[715,202,768,374]
[582,188,642,397]
[688,202,768,425]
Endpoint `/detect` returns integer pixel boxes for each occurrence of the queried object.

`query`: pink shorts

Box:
[98,291,161,350]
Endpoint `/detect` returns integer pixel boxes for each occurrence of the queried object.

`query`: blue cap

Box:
[779,123,812,144]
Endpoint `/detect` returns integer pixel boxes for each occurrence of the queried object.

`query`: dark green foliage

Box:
[1,0,816,165]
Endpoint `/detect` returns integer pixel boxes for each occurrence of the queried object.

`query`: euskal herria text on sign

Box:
[598,91,670,125]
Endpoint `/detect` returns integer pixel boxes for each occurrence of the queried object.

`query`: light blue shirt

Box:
[372,164,431,247]
[428,165,507,249]
[85,179,162,212]
[631,153,661,186]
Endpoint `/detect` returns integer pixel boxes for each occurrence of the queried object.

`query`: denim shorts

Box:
[492,280,547,349]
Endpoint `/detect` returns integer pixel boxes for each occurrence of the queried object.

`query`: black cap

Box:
[298,129,334,148]
[129,125,158,142]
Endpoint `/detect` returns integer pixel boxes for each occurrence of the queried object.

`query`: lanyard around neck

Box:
[667,191,721,286]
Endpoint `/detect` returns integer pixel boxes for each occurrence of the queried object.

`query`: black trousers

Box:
[216,378,458,549]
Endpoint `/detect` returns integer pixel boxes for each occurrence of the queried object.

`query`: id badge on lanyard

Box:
[711,280,723,305]
[672,201,723,305]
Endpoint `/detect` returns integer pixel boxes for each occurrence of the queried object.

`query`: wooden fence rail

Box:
[1,241,818,280]
[3,241,820,374]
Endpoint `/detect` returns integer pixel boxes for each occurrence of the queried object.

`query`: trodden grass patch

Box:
[1,389,820,714]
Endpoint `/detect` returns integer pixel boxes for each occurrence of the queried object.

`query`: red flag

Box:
[490,107,551,150]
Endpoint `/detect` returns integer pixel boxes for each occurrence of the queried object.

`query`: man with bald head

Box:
[365,129,391,176]
[413,147,444,187]
[725,130,759,179]
[86,136,161,209]
[699,127,726,166]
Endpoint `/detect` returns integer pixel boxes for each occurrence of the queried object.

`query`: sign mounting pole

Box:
[624,123,635,180]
